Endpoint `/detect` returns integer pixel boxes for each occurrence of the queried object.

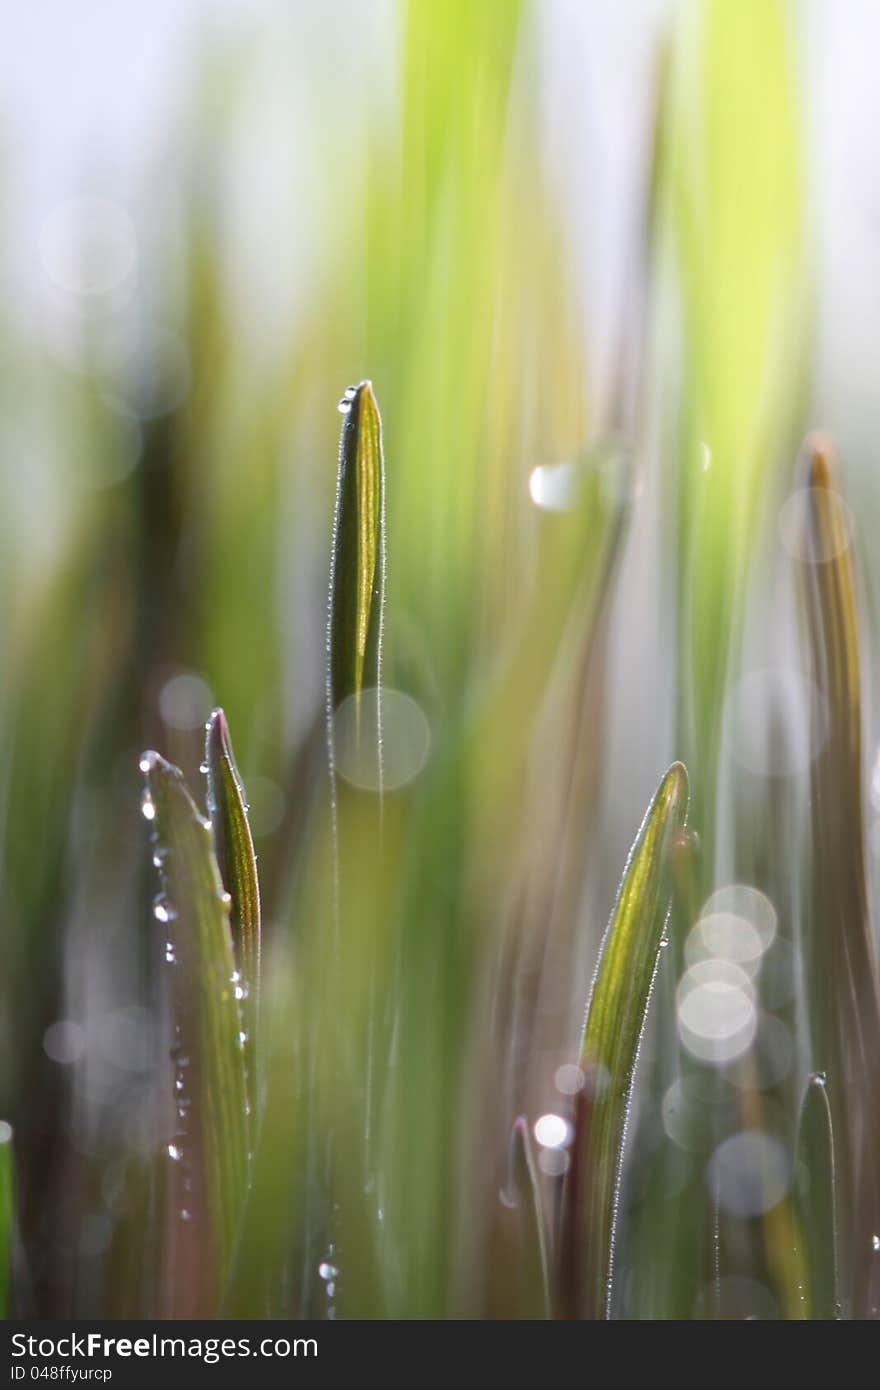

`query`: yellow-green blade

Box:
[575,761,689,1318]
[205,707,261,1076]
[328,380,386,714]
[141,751,250,1313]
[667,0,806,841]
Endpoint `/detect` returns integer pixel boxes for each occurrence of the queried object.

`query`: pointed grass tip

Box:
[658,759,689,813]
[205,707,232,764]
[803,431,836,491]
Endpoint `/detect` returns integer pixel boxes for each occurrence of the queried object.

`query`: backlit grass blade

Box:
[205,708,261,1063]
[798,436,880,1316]
[141,751,250,1315]
[328,381,386,721]
[0,1124,13,1317]
[793,1074,839,1319]
[568,762,689,1318]
[666,0,805,848]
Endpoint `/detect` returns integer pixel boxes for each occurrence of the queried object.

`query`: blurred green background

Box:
[2,0,880,1319]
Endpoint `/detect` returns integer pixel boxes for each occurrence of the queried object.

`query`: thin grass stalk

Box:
[793,1073,839,1319]
[798,436,880,1316]
[559,762,689,1318]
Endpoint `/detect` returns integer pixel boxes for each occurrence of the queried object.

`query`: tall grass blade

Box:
[667,0,805,843]
[205,708,261,1068]
[320,382,390,1314]
[565,762,689,1318]
[798,435,880,1315]
[794,1074,839,1319]
[140,751,250,1315]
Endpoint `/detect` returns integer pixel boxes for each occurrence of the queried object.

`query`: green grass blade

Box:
[0,1124,13,1317]
[794,1074,839,1319]
[666,0,805,846]
[205,708,261,1063]
[141,751,250,1313]
[328,381,386,716]
[572,761,689,1318]
[798,437,880,1315]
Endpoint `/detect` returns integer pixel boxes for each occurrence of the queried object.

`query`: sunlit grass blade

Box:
[328,381,386,726]
[665,0,805,845]
[205,708,261,1069]
[141,751,250,1315]
[319,382,392,1315]
[793,1074,839,1319]
[798,435,880,1315]
[565,762,689,1318]
[0,1124,13,1317]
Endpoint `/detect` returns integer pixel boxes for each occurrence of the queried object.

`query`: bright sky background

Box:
[2,0,879,463]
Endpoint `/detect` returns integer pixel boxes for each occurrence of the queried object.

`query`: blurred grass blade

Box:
[794,1074,839,1319]
[567,762,689,1318]
[0,1124,13,1317]
[205,708,261,1067]
[141,751,250,1314]
[328,381,386,720]
[667,0,805,844]
[494,1117,550,1318]
[798,436,880,1314]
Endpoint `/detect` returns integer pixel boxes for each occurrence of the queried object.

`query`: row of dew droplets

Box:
[200,717,253,1139]
[140,752,196,1226]
[141,740,255,1259]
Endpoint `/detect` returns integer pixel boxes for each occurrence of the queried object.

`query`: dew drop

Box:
[337,399,351,414]
[318,1261,339,1281]
[180,1209,192,1223]
[167,1143,183,1161]
[199,762,209,775]
[141,793,156,822]
[153,895,176,924]
[873,1234,880,1252]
